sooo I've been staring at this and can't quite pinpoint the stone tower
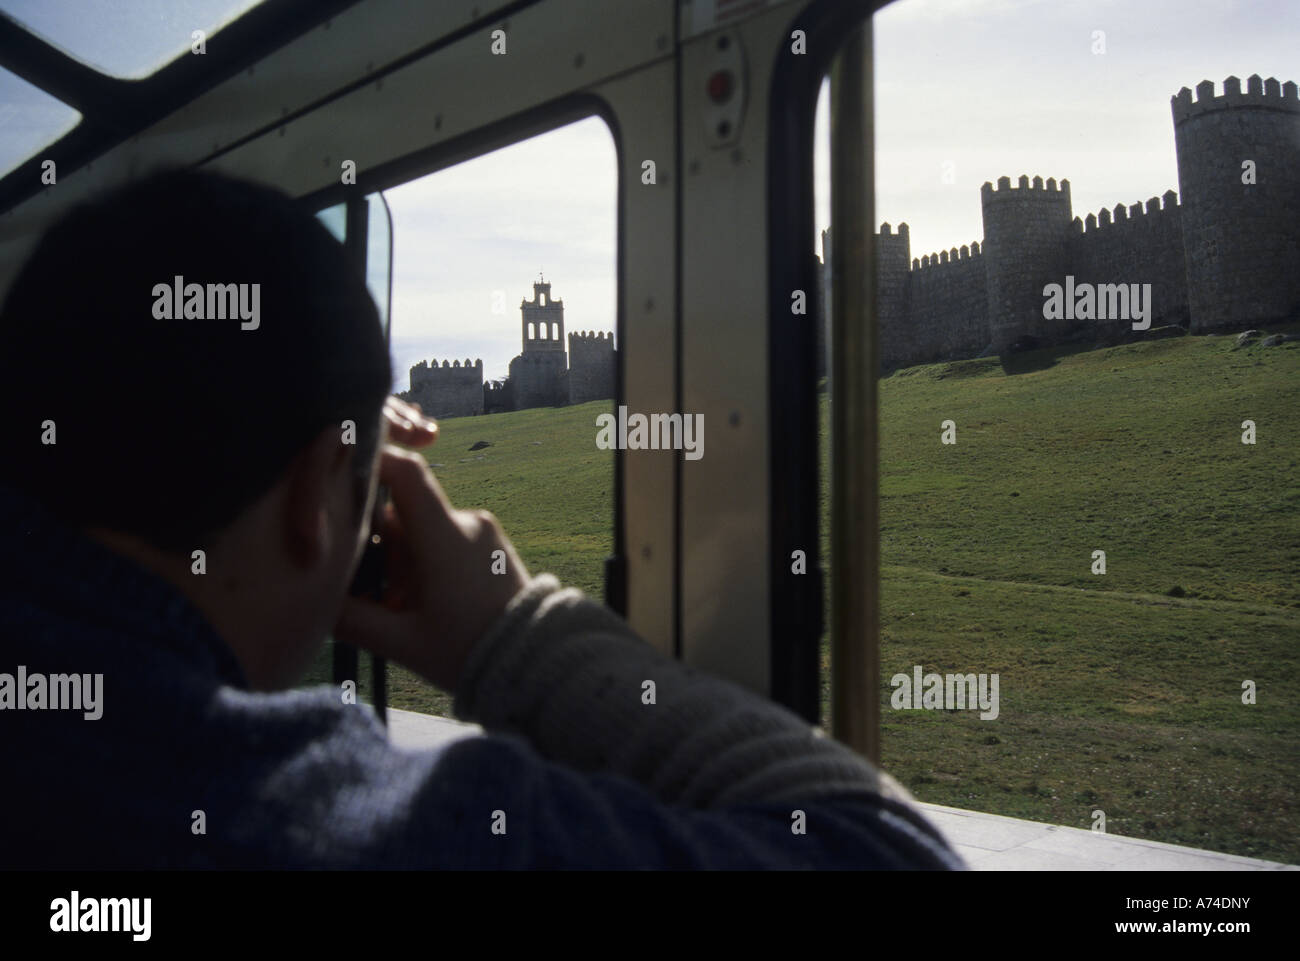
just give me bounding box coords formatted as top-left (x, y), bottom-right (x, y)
top-left (981, 174), bottom-right (1073, 350)
top-left (521, 278), bottom-right (565, 353)
top-left (567, 330), bottom-right (616, 403)
top-left (1172, 75), bottom-right (1300, 332)
top-left (875, 222), bottom-right (911, 370)
top-left (509, 278), bottom-right (568, 408)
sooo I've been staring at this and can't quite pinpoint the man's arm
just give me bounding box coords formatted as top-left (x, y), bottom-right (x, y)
top-left (336, 447), bottom-right (962, 868)
top-left (458, 574), bottom-right (917, 810)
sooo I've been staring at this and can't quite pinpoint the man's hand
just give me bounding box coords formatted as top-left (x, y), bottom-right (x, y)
top-left (334, 447), bottom-right (530, 694)
top-left (384, 396), bottom-right (439, 448)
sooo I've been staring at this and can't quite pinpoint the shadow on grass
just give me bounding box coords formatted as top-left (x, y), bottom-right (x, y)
top-left (998, 334), bottom-right (1141, 375)
top-left (999, 348), bottom-right (1059, 375)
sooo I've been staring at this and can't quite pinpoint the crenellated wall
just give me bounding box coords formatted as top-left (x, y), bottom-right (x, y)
top-left (483, 378), bottom-right (513, 413)
top-left (400, 357), bottom-right (484, 418)
top-left (402, 279), bottom-right (614, 417)
top-left (816, 74), bottom-right (1299, 371)
top-left (908, 242), bottom-right (989, 364)
top-left (1067, 190), bottom-right (1188, 334)
top-left (417, 75), bottom-right (1296, 399)
top-left (568, 330), bottom-right (617, 404)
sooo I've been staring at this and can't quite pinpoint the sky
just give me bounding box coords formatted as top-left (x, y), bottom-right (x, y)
top-left (4, 0), bottom-right (1292, 386)
top-left (380, 0), bottom-right (1297, 388)
top-left (384, 119), bottom-right (618, 387)
top-left (0, 0), bottom-right (261, 78)
top-left (866, 0), bottom-right (1298, 262)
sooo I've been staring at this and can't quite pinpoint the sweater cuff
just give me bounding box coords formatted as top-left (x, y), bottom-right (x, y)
top-left (452, 573), bottom-right (564, 722)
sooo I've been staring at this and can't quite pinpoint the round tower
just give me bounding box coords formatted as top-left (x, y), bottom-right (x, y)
top-left (1173, 75), bottom-right (1300, 332)
top-left (980, 174), bottom-right (1074, 350)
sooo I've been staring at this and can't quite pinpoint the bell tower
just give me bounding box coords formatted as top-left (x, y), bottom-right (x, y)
top-left (521, 276), bottom-right (565, 353)
top-left (510, 275), bottom-right (570, 409)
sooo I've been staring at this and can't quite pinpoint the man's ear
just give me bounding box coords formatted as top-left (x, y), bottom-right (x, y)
top-left (282, 425), bottom-right (354, 567)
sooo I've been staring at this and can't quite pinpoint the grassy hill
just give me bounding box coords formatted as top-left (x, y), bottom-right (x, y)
top-left (305, 326), bottom-right (1299, 863)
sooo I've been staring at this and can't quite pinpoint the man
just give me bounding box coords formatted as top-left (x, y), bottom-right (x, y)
top-left (0, 170), bottom-right (962, 869)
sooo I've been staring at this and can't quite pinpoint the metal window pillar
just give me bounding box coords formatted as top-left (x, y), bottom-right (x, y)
top-left (333, 193), bottom-right (388, 727)
top-left (828, 19), bottom-right (879, 764)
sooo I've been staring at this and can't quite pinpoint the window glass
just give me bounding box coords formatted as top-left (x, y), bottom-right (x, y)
top-left (314, 202), bottom-right (345, 244)
top-left (0, 0), bottom-right (265, 79)
top-left (0, 67), bottom-right (80, 179)
top-left (362, 116), bottom-right (617, 718)
top-left (302, 193), bottom-right (392, 710)
top-left (815, 0), bottom-right (1298, 863)
top-left (366, 195), bottom-right (392, 332)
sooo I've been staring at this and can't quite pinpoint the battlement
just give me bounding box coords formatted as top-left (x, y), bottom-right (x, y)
top-left (409, 357), bottom-right (483, 388)
top-left (1072, 190), bottom-right (1180, 233)
top-left (980, 174), bottom-right (1071, 203)
top-left (911, 241), bottom-right (982, 272)
top-left (1172, 75), bottom-right (1300, 125)
top-left (568, 330), bottom-right (615, 346)
top-left (862, 71), bottom-right (1296, 362)
top-left (412, 357), bottom-right (483, 371)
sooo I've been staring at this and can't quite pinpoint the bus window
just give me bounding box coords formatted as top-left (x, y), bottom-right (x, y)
top-left (302, 193), bottom-right (394, 712)
top-left (814, 0), bottom-right (1298, 865)
top-left (370, 116), bottom-right (617, 719)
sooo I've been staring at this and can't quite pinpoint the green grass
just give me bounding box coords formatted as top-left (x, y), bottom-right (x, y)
top-left (304, 326), bottom-right (1300, 863)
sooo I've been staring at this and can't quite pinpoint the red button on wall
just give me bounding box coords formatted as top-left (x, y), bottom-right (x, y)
top-left (708, 70), bottom-right (734, 103)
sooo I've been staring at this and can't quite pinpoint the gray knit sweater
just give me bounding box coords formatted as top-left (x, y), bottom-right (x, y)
top-left (0, 483), bottom-right (963, 869)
